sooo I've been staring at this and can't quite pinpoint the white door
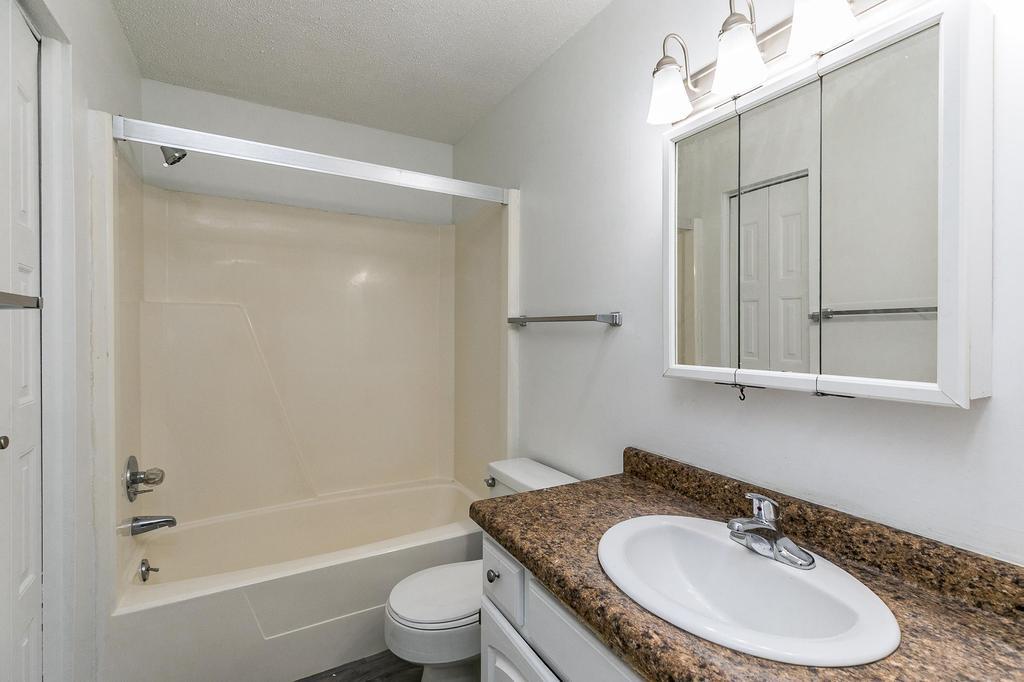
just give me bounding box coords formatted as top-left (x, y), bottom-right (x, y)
top-left (0, 2), bottom-right (43, 679)
top-left (733, 178), bottom-right (812, 374)
top-left (737, 190), bottom-right (770, 370)
top-left (768, 178), bottom-right (811, 373)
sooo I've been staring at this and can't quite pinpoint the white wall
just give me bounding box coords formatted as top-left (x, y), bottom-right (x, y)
top-left (139, 80), bottom-right (454, 224)
top-left (455, 0), bottom-right (1024, 565)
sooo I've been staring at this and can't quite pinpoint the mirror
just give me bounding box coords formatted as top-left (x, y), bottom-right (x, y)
top-left (674, 117), bottom-right (738, 369)
top-left (671, 24), bottom-right (941, 385)
top-left (738, 82), bottom-right (820, 374)
top-left (820, 26), bottom-right (939, 383)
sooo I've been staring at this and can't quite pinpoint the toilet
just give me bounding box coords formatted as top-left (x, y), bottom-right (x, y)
top-left (384, 458), bottom-right (578, 681)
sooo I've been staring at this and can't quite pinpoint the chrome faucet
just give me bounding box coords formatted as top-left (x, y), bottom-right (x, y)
top-left (727, 493), bottom-right (815, 570)
top-left (129, 515), bottom-right (177, 536)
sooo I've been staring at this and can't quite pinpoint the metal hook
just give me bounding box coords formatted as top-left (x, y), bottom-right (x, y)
top-left (714, 382), bottom-right (763, 400)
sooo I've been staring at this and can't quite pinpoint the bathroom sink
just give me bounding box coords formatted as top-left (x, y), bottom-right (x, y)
top-left (598, 516), bottom-right (900, 667)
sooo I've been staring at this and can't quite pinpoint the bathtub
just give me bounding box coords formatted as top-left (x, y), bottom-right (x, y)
top-left (103, 480), bottom-right (481, 682)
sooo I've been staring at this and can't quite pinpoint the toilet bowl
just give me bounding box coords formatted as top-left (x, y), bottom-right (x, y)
top-left (385, 560), bottom-right (482, 682)
top-left (384, 458), bottom-right (577, 681)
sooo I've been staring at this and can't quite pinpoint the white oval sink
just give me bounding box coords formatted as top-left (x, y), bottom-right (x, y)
top-left (598, 515), bottom-right (900, 667)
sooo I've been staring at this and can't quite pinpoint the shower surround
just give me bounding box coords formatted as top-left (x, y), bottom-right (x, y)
top-left (100, 130), bottom-right (510, 680)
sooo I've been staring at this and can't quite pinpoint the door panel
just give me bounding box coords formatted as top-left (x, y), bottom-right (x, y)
top-left (1, 2), bottom-right (42, 679)
top-left (737, 190), bottom-right (769, 369)
top-left (769, 178), bottom-right (810, 373)
top-left (481, 598), bottom-right (557, 682)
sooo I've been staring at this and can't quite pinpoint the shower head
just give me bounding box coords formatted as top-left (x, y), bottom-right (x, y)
top-left (160, 146), bottom-right (187, 167)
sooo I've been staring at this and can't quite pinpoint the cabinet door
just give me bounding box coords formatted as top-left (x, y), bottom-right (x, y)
top-left (482, 597), bottom-right (558, 682)
top-left (523, 578), bottom-right (641, 681)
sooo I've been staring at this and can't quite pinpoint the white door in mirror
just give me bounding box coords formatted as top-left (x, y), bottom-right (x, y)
top-left (598, 516), bottom-right (900, 667)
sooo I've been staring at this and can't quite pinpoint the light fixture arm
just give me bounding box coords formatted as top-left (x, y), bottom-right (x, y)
top-left (659, 33), bottom-right (696, 91)
top-left (725, 0), bottom-right (758, 37)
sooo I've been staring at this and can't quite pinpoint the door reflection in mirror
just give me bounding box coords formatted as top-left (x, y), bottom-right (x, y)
top-left (737, 81), bottom-right (820, 375)
top-left (730, 175), bottom-right (811, 372)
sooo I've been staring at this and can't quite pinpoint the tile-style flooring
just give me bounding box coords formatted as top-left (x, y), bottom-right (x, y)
top-left (296, 650), bottom-right (422, 682)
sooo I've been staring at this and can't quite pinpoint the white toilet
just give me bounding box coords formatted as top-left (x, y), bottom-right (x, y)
top-left (385, 458), bottom-right (578, 681)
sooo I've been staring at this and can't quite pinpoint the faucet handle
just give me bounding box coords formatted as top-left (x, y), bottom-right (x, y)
top-left (138, 467), bottom-right (165, 486)
top-left (745, 492), bottom-right (778, 526)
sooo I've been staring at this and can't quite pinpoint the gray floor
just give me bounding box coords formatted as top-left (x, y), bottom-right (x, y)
top-left (296, 650), bottom-right (422, 682)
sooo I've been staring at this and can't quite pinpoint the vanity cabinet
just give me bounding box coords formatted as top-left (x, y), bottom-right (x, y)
top-left (481, 535), bottom-right (642, 682)
top-left (481, 599), bottom-right (558, 682)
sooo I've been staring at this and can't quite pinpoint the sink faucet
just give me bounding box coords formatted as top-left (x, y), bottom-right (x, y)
top-left (129, 515), bottom-right (177, 536)
top-left (727, 493), bottom-right (815, 570)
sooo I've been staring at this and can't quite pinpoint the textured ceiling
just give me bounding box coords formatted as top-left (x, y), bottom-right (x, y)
top-left (111, 0), bottom-right (615, 144)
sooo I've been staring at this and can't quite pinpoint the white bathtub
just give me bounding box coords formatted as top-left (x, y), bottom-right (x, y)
top-left (102, 480), bottom-right (481, 682)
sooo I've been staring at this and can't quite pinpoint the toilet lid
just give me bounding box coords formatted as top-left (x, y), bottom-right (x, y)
top-left (387, 560), bottom-right (482, 628)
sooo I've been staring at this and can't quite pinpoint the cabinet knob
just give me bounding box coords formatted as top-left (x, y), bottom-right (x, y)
top-left (486, 568), bottom-right (501, 583)
top-left (0, 435), bottom-right (8, 450)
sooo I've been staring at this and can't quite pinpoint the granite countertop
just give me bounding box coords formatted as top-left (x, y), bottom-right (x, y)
top-left (469, 448), bottom-right (1024, 681)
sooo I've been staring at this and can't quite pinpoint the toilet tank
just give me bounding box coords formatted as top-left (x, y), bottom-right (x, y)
top-left (486, 458), bottom-right (578, 498)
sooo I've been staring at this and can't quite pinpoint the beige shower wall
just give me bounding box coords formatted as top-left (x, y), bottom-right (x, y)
top-left (453, 205), bottom-right (508, 497)
top-left (139, 187), bottom-right (455, 524)
top-left (114, 146), bottom-right (144, 577)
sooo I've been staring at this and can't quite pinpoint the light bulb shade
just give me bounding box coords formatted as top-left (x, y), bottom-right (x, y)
top-left (788, 0), bottom-right (857, 58)
top-left (711, 22), bottom-right (767, 97)
top-left (647, 64), bottom-right (693, 125)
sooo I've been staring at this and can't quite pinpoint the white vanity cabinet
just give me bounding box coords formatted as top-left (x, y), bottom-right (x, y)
top-left (481, 536), bottom-right (643, 682)
top-left (481, 599), bottom-right (559, 682)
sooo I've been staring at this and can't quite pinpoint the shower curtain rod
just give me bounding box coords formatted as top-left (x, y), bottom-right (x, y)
top-left (111, 115), bottom-right (510, 205)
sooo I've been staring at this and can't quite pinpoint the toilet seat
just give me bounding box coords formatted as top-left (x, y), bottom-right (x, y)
top-left (386, 559), bottom-right (482, 630)
top-left (386, 603), bottom-right (479, 631)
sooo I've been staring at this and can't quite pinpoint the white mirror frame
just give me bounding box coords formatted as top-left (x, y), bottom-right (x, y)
top-left (662, 0), bottom-right (992, 408)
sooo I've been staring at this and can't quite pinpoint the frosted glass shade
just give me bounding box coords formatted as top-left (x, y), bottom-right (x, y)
top-left (647, 65), bottom-right (693, 125)
top-left (788, 0), bottom-right (858, 58)
top-left (712, 23), bottom-right (767, 97)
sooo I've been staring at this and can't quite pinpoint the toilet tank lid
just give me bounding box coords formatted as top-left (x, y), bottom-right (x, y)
top-left (487, 458), bottom-right (578, 492)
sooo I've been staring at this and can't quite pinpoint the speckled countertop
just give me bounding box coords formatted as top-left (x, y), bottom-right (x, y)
top-left (469, 448), bottom-right (1024, 681)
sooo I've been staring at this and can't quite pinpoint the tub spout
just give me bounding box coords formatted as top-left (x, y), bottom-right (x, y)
top-left (130, 515), bottom-right (177, 536)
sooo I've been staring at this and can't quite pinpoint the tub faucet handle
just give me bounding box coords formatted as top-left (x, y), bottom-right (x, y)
top-left (125, 456), bottom-right (166, 502)
top-left (130, 465), bottom-right (165, 486)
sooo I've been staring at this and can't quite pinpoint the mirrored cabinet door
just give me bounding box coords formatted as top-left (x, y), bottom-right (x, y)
top-left (665, 2), bottom-right (991, 406)
top-left (674, 117), bottom-right (739, 369)
top-left (737, 82), bottom-right (821, 376)
top-left (820, 26), bottom-right (940, 383)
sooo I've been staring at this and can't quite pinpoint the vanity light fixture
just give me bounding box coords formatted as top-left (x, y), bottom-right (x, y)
top-left (647, 33), bottom-right (696, 125)
top-left (711, 0), bottom-right (767, 98)
top-left (787, 0), bottom-right (858, 58)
